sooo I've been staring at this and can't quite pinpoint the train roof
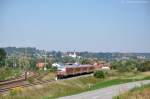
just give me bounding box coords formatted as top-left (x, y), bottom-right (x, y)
top-left (64, 64), bottom-right (93, 68)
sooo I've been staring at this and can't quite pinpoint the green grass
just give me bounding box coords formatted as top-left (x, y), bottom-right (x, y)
top-left (90, 71), bottom-right (150, 90)
top-left (91, 79), bottom-right (131, 90)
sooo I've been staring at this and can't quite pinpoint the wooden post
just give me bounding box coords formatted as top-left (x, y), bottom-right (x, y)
top-left (25, 71), bottom-right (27, 80)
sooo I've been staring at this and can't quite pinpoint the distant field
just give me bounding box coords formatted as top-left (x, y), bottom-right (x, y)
top-left (0, 71), bottom-right (150, 99)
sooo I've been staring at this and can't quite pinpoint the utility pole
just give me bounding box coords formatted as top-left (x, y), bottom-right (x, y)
top-left (44, 50), bottom-right (47, 70)
top-left (24, 48), bottom-right (28, 80)
top-left (12, 54), bottom-right (15, 68)
top-left (5, 54), bottom-right (7, 68)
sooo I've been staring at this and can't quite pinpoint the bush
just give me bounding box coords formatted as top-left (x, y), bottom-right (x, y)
top-left (10, 87), bottom-right (23, 96)
top-left (50, 66), bottom-right (57, 72)
top-left (111, 60), bottom-right (138, 72)
top-left (94, 70), bottom-right (107, 79)
top-left (0, 67), bottom-right (12, 80)
top-left (27, 77), bottom-right (34, 83)
top-left (137, 61), bottom-right (150, 72)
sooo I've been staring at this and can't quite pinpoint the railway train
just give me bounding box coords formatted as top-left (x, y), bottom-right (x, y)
top-left (56, 64), bottom-right (103, 79)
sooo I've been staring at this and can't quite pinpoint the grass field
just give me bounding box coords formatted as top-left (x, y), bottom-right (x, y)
top-left (114, 83), bottom-right (150, 99)
top-left (0, 71), bottom-right (150, 99)
top-left (0, 68), bottom-right (22, 81)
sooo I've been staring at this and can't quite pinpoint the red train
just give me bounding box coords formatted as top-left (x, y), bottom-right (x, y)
top-left (56, 64), bottom-right (99, 79)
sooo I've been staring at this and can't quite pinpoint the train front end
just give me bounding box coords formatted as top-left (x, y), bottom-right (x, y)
top-left (56, 67), bottom-right (67, 80)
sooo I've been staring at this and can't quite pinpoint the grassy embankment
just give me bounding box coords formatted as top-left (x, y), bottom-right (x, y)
top-left (0, 71), bottom-right (150, 99)
top-left (0, 68), bottom-right (22, 81)
top-left (113, 83), bottom-right (150, 99)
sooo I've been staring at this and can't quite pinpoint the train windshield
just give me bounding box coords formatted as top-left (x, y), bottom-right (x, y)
top-left (57, 66), bottom-right (66, 71)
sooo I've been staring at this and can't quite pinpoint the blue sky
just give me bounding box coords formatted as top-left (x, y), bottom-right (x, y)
top-left (0, 0), bottom-right (150, 52)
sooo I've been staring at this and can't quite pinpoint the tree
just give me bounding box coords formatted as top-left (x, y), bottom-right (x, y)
top-left (80, 58), bottom-right (92, 64)
top-left (111, 60), bottom-right (138, 72)
top-left (24, 56), bottom-right (30, 80)
top-left (18, 55), bottom-right (30, 80)
top-left (137, 61), bottom-right (150, 72)
top-left (0, 48), bottom-right (6, 67)
top-left (94, 70), bottom-right (106, 79)
top-left (29, 58), bottom-right (36, 70)
top-left (62, 56), bottom-right (76, 63)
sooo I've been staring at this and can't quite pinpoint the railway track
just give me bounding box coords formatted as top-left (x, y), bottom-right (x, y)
top-left (0, 76), bottom-right (23, 82)
top-left (0, 79), bottom-right (55, 93)
top-left (0, 78), bottom-right (25, 86)
top-left (0, 73), bottom-right (92, 94)
top-left (0, 71), bottom-right (54, 94)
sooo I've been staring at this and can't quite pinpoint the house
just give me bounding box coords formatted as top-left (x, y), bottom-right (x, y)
top-left (36, 62), bottom-right (47, 70)
top-left (69, 52), bottom-right (77, 58)
top-left (52, 63), bottom-right (62, 67)
top-left (94, 61), bottom-right (110, 70)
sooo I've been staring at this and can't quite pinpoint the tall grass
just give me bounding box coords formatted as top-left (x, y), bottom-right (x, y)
top-left (0, 76), bottom-right (101, 99)
top-left (114, 84), bottom-right (150, 99)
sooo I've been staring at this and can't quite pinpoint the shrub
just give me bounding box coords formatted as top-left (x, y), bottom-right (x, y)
top-left (137, 61), bottom-right (150, 72)
top-left (93, 70), bottom-right (107, 79)
top-left (27, 77), bottom-right (35, 83)
top-left (111, 60), bottom-right (138, 72)
top-left (10, 87), bottom-right (23, 96)
top-left (50, 66), bottom-right (57, 72)
top-left (0, 67), bottom-right (13, 80)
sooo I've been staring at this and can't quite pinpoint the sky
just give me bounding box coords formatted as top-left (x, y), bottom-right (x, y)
top-left (0, 0), bottom-right (150, 52)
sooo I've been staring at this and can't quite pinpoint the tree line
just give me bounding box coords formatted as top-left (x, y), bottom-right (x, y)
top-left (111, 59), bottom-right (150, 72)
